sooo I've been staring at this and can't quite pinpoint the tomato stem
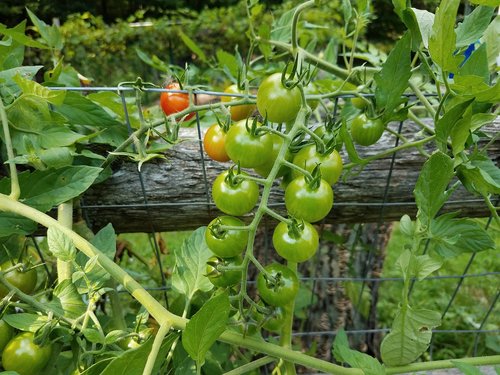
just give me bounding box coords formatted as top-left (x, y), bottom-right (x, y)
top-left (0, 98), bottom-right (20, 200)
top-left (56, 201), bottom-right (73, 284)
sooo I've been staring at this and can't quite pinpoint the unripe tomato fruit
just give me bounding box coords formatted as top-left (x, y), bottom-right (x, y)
top-left (206, 255), bottom-right (242, 288)
top-left (257, 263), bottom-right (299, 307)
top-left (285, 176), bottom-right (334, 223)
top-left (272, 221), bottom-right (319, 263)
top-left (2, 332), bottom-right (53, 375)
top-left (221, 84), bottom-right (256, 121)
top-left (292, 145), bottom-right (343, 186)
top-left (212, 170), bottom-right (259, 216)
top-left (160, 82), bottom-right (194, 120)
top-left (0, 261), bottom-right (37, 298)
top-left (203, 124), bottom-right (230, 162)
top-left (0, 319), bottom-right (14, 353)
top-left (350, 113), bottom-right (385, 146)
top-left (205, 216), bottom-right (248, 258)
top-left (257, 73), bottom-right (301, 123)
top-left (225, 120), bottom-right (273, 168)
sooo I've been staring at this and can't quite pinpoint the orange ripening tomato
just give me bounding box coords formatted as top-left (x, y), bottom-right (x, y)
top-left (160, 82), bottom-right (195, 120)
top-left (221, 84), bottom-right (255, 121)
top-left (204, 124), bottom-right (230, 162)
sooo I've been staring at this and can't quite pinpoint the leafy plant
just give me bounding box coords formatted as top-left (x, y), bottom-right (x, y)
top-left (0, 0), bottom-right (498, 374)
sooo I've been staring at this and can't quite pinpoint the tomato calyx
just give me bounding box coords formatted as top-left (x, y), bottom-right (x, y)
top-left (224, 165), bottom-right (245, 188)
top-left (208, 217), bottom-right (229, 240)
top-left (285, 217), bottom-right (307, 240)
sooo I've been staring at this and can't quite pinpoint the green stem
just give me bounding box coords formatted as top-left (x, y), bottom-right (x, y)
top-left (386, 355), bottom-right (500, 374)
top-left (57, 201), bottom-right (73, 283)
top-left (0, 272), bottom-right (79, 328)
top-left (0, 98), bottom-right (20, 200)
top-left (108, 283), bottom-right (127, 330)
top-left (0, 194), bottom-right (185, 329)
top-left (280, 262), bottom-right (298, 375)
top-left (290, 1), bottom-right (315, 50)
top-left (142, 322), bottom-right (172, 375)
top-left (408, 81), bottom-right (436, 118)
top-left (483, 194), bottom-right (500, 227)
top-left (223, 356), bottom-right (276, 375)
top-left (344, 135), bottom-right (436, 170)
top-left (407, 111), bottom-right (436, 136)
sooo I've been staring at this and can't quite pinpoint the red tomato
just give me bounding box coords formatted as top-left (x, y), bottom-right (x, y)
top-left (160, 82), bottom-right (194, 120)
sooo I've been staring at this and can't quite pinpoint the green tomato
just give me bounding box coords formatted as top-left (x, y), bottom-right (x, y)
top-left (0, 319), bottom-right (14, 353)
top-left (292, 145), bottom-right (343, 185)
top-left (2, 332), bottom-right (52, 375)
top-left (0, 261), bottom-right (38, 299)
top-left (206, 255), bottom-right (242, 288)
top-left (212, 170), bottom-right (259, 216)
top-left (205, 216), bottom-right (248, 258)
top-left (350, 113), bottom-right (385, 146)
top-left (272, 221), bottom-right (319, 263)
top-left (253, 132), bottom-right (290, 178)
top-left (284, 176), bottom-right (334, 223)
top-left (257, 263), bottom-right (299, 307)
top-left (253, 305), bottom-right (286, 333)
top-left (257, 73), bottom-right (302, 123)
top-left (225, 120), bottom-right (273, 168)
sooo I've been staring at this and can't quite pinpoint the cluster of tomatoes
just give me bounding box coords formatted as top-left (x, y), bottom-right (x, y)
top-left (159, 73), bottom-right (385, 324)
top-left (160, 74), bottom-right (346, 317)
top-left (0, 262), bottom-right (53, 375)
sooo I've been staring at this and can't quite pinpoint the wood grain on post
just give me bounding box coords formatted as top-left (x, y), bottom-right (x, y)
top-left (82, 119), bottom-right (499, 233)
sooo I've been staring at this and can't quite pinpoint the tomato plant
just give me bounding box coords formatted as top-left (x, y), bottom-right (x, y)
top-left (203, 123), bottom-right (230, 162)
top-left (205, 216), bottom-right (248, 258)
top-left (284, 175), bottom-right (334, 223)
top-left (0, 320), bottom-right (14, 353)
top-left (272, 220), bottom-right (319, 263)
top-left (221, 84), bottom-right (255, 121)
top-left (257, 263), bottom-right (299, 307)
top-left (225, 119), bottom-right (273, 168)
top-left (292, 144), bottom-right (343, 185)
top-left (2, 332), bottom-right (52, 375)
top-left (0, 261), bottom-right (37, 298)
top-left (206, 255), bottom-right (242, 288)
top-left (160, 82), bottom-right (194, 120)
top-left (350, 113), bottom-right (385, 146)
top-left (212, 169), bottom-right (259, 216)
top-left (256, 73), bottom-right (302, 124)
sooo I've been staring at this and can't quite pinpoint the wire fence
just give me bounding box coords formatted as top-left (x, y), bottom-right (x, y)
top-left (62, 85), bottom-right (499, 368)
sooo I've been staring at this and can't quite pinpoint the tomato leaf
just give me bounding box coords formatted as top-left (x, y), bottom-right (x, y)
top-left (216, 49), bottom-right (240, 81)
top-left (26, 8), bottom-right (63, 50)
top-left (483, 17), bottom-right (500, 70)
top-left (333, 329), bottom-right (385, 375)
top-left (458, 43), bottom-right (489, 83)
top-left (381, 305), bottom-right (441, 366)
top-left (413, 152), bottom-right (454, 228)
top-left (374, 32), bottom-right (412, 114)
top-left (172, 227), bottom-right (213, 300)
top-left (50, 279), bottom-right (86, 319)
top-left (0, 66), bottom-right (43, 102)
top-left (5, 166), bottom-right (102, 212)
top-left (0, 23), bottom-right (49, 50)
top-left (178, 29), bottom-right (208, 64)
top-left (428, 0), bottom-right (462, 72)
top-left (12, 74), bottom-right (66, 105)
top-left (100, 334), bottom-right (178, 375)
top-left (429, 213), bottom-right (495, 258)
top-left (47, 226), bottom-right (76, 262)
top-left (182, 291), bottom-right (230, 369)
top-left (271, 8), bottom-right (294, 43)
top-left (435, 98), bottom-right (474, 151)
top-left (0, 212), bottom-right (37, 237)
top-left (455, 6), bottom-right (495, 48)
top-left (457, 154), bottom-right (500, 196)
top-left (403, 8), bottom-right (435, 49)
top-left (468, 0), bottom-right (500, 7)
top-left (396, 250), bottom-right (442, 281)
top-left (91, 224), bottom-right (117, 260)
top-left (55, 91), bottom-right (122, 128)
top-left (3, 313), bottom-right (48, 332)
